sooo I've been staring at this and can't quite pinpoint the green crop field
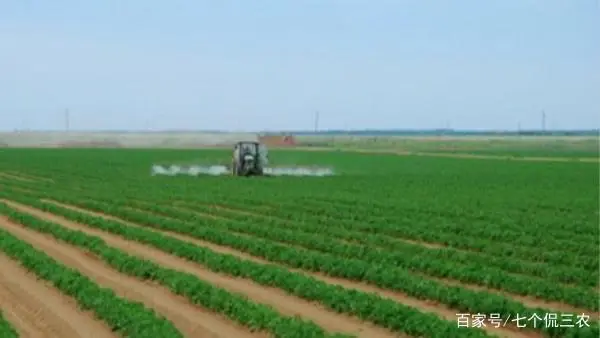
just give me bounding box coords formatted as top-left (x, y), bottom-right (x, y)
top-left (0, 148), bottom-right (598, 338)
top-left (296, 135), bottom-right (600, 160)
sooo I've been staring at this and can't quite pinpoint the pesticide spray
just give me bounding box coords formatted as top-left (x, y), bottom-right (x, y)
top-left (150, 164), bottom-right (334, 177)
top-left (151, 141), bottom-right (335, 177)
top-left (151, 164), bottom-right (229, 176)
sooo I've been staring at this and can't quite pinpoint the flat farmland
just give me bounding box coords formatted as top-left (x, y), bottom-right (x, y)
top-left (0, 148), bottom-right (598, 338)
top-left (296, 135), bottom-right (600, 161)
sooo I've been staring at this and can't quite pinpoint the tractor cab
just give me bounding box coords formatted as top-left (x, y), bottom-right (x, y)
top-left (238, 141), bottom-right (258, 155)
top-left (232, 141), bottom-right (268, 176)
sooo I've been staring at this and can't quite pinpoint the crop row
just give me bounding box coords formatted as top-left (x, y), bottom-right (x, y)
top-left (3, 194), bottom-right (493, 338)
top-left (8, 176), bottom-right (590, 273)
top-left (2, 168), bottom-right (589, 250)
top-left (0, 200), bottom-right (349, 338)
top-left (294, 194), bottom-right (593, 241)
top-left (121, 198), bottom-right (598, 308)
top-left (0, 311), bottom-right (18, 338)
top-left (155, 190), bottom-right (597, 271)
top-left (1, 152), bottom-right (595, 251)
top-left (301, 198), bottom-right (592, 251)
top-left (196, 198), bottom-right (594, 279)
top-left (33, 193), bottom-right (599, 337)
top-left (2, 173), bottom-right (596, 336)
top-left (2, 180), bottom-right (597, 287)
top-left (172, 199), bottom-right (596, 288)
top-left (0, 202), bottom-right (185, 338)
top-left (215, 194), bottom-right (597, 263)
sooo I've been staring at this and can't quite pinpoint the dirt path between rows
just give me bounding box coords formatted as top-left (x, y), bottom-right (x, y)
top-left (7, 172), bottom-right (55, 183)
top-left (0, 171), bottom-right (54, 183)
top-left (0, 240), bottom-right (116, 338)
top-left (45, 199), bottom-right (540, 338)
top-left (0, 214), bottom-right (262, 338)
top-left (0, 172), bottom-right (34, 183)
top-left (9, 200), bottom-right (399, 338)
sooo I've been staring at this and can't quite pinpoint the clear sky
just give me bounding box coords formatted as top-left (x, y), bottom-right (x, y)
top-left (1, 0), bottom-right (598, 131)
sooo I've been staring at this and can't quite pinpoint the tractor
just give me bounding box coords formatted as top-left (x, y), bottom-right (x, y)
top-left (151, 140), bottom-right (334, 177)
top-left (231, 141), bottom-right (268, 176)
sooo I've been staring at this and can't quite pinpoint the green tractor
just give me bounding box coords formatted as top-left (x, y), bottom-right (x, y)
top-left (231, 141), bottom-right (268, 176)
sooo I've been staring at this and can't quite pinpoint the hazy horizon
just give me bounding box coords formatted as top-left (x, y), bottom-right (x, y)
top-left (1, 1), bottom-right (599, 131)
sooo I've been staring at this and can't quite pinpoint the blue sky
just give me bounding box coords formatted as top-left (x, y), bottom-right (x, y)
top-left (1, 0), bottom-right (598, 131)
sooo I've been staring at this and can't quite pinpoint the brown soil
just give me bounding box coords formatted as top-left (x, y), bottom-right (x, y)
top-left (0, 214), bottom-right (264, 338)
top-left (0, 250), bottom-right (116, 338)
top-left (10, 200), bottom-right (399, 338)
top-left (386, 236), bottom-right (448, 249)
top-left (45, 199), bottom-right (542, 338)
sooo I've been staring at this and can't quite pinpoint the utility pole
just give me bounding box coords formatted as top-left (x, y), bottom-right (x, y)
top-left (314, 111), bottom-right (320, 132)
top-left (541, 110), bottom-right (546, 132)
top-left (65, 108), bottom-right (70, 132)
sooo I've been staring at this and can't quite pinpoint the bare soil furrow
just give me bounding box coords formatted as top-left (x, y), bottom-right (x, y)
top-left (6, 172), bottom-right (54, 183)
top-left (0, 213), bottom-right (262, 338)
top-left (0, 172), bottom-right (35, 182)
top-left (12, 200), bottom-right (398, 338)
top-left (47, 199), bottom-right (540, 338)
top-left (0, 244), bottom-right (116, 338)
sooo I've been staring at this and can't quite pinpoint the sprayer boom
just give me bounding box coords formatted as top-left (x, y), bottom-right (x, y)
top-left (150, 141), bottom-right (335, 177)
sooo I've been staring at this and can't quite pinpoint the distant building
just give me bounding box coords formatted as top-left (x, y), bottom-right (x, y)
top-left (258, 133), bottom-right (297, 147)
